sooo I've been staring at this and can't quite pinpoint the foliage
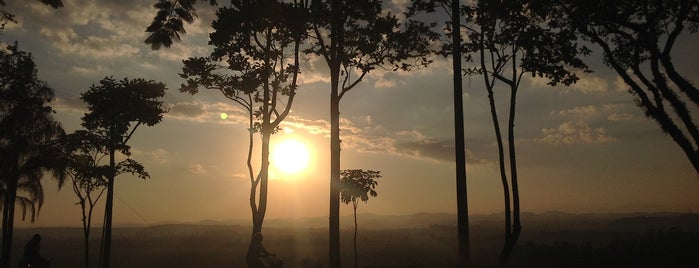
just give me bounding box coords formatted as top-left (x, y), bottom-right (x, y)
top-left (307, 0), bottom-right (439, 97)
top-left (80, 76), bottom-right (166, 268)
top-left (543, 0), bottom-right (699, 173)
top-left (61, 127), bottom-right (149, 268)
top-left (81, 77), bottom-right (167, 141)
top-left (340, 169), bottom-right (380, 268)
top-left (339, 169), bottom-right (379, 207)
top-left (145, 0), bottom-right (218, 50)
top-left (307, 2), bottom-right (438, 266)
top-left (177, 1), bottom-right (306, 239)
top-left (0, 42), bottom-right (65, 267)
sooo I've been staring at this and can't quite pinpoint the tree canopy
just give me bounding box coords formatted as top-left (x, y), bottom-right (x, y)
top-left (543, 0), bottom-right (699, 173)
top-left (0, 42), bottom-right (65, 268)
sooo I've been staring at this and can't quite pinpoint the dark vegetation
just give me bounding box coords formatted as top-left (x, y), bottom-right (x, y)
top-left (11, 213), bottom-right (699, 268)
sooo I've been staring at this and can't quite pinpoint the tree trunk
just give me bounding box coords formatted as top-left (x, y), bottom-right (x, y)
top-left (452, 0), bottom-right (471, 267)
top-left (329, 77), bottom-right (342, 268)
top-left (353, 202), bottom-right (358, 268)
top-left (80, 199), bottom-right (89, 268)
top-left (328, 1), bottom-right (342, 267)
top-left (83, 197), bottom-right (96, 268)
top-left (1, 174), bottom-right (18, 268)
top-left (83, 226), bottom-right (90, 268)
top-left (500, 77), bottom-right (521, 267)
top-left (253, 131), bottom-right (272, 234)
top-left (100, 146), bottom-right (115, 268)
top-left (485, 71), bottom-right (513, 267)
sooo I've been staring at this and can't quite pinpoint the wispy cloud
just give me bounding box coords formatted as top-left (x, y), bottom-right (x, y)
top-left (530, 72), bottom-right (611, 95)
top-left (131, 148), bottom-right (170, 164)
top-left (187, 163), bottom-right (207, 175)
top-left (537, 121), bottom-right (616, 145)
top-left (167, 101), bottom-right (250, 125)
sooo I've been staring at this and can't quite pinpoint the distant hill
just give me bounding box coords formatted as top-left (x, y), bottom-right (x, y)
top-left (127, 211), bottom-right (699, 231)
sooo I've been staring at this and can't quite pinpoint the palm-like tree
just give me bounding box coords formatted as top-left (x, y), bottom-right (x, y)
top-left (0, 43), bottom-right (66, 268)
top-left (0, 180), bottom-right (42, 223)
top-left (340, 169), bottom-right (380, 268)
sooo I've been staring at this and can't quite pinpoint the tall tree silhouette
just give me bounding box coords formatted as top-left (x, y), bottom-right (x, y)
top-left (545, 0), bottom-right (699, 173)
top-left (408, 0), bottom-right (473, 264)
top-left (450, 0), bottom-right (470, 265)
top-left (145, 2), bottom-right (436, 267)
top-left (460, 1), bottom-right (588, 265)
top-left (412, 0), bottom-right (589, 265)
top-left (80, 77), bottom-right (167, 268)
top-left (177, 1), bottom-right (306, 239)
top-left (0, 43), bottom-right (66, 268)
top-left (61, 130), bottom-right (149, 268)
top-left (339, 169), bottom-right (379, 268)
top-left (306, 2), bottom-right (436, 266)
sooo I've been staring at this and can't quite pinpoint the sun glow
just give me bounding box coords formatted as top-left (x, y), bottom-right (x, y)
top-left (272, 139), bottom-right (311, 175)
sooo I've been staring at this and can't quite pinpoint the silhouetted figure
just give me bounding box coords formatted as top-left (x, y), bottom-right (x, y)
top-left (246, 232), bottom-right (282, 268)
top-left (20, 234), bottom-right (49, 268)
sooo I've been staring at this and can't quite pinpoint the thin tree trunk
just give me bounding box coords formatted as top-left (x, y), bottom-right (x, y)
top-left (500, 81), bottom-right (521, 266)
top-left (452, 0), bottom-right (470, 266)
top-left (247, 102), bottom-right (258, 236)
top-left (253, 131), bottom-right (271, 234)
top-left (100, 146), bottom-right (115, 268)
top-left (1, 175), bottom-right (17, 268)
top-left (329, 78), bottom-right (341, 268)
top-left (328, 0), bottom-right (342, 266)
top-left (81, 199), bottom-right (89, 268)
top-left (353, 202), bottom-right (358, 268)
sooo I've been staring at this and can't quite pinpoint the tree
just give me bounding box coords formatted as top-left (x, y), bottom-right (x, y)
top-left (80, 77), bottom-right (167, 268)
top-left (450, 0), bottom-right (470, 265)
top-left (408, 1), bottom-right (472, 265)
top-left (0, 43), bottom-right (66, 268)
top-left (145, 2), bottom-right (437, 266)
top-left (545, 0), bottom-right (699, 173)
top-left (61, 130), bottom-right (149, 268)
top-left (305, 2), bottom-right (437, 266)
top-left (460, 1), bottom-right (588, 265)
top-left (179, 0), bottom-right (306, 239)
top-left (339, 169), bottom-right (379, 268)
top-left (412, 0), bottom-right (589, 265)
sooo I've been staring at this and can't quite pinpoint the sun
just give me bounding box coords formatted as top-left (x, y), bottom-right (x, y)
top-left (272, 139), bottom-right (311, 175)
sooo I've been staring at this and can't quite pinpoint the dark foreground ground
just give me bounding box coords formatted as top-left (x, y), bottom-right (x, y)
top-left (12, 212), bottom-right (699, 268)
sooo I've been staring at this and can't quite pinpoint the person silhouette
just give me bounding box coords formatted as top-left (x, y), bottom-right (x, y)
top-left (245, 232), bottom-right (282, 268)
top-left (20, 234), bottom-right (49, 268)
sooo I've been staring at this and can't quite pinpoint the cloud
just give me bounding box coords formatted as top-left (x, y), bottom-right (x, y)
top-left (281, 116), bottom-right (331, 135)
top-left (394, 139), bottom-right (454, 162)
top-left (188, 163), bottom-right (207, 175)
top-left (530, 72), bottom-right (611, 95)
top-left (553, 105), bottom-right (599, 118)
top-left (166, 101), bottom-right (249, 124)
top-left (608, 113), bottom-right (634, 122)
top-left (570, 73), bottom-right (610, 94)
top-left (537, 121), bottom-right (616, 145)
top-left (131, 148), bottom-right (170, 164)
top-left (375, 77), bottom-right (398, 88)
top-left (52, 97), bottom-right (86, 113)
top-left (169, 101), bottom-right (206, 118)
top-left (552, 104), bottom-right (636, 122)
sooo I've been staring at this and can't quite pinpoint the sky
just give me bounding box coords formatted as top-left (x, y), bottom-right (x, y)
top-left (2, 0), bottom-right (698, 228)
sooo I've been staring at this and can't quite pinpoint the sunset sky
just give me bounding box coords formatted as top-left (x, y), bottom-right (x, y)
top-left (3, 0), bottom-right (698, 228)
